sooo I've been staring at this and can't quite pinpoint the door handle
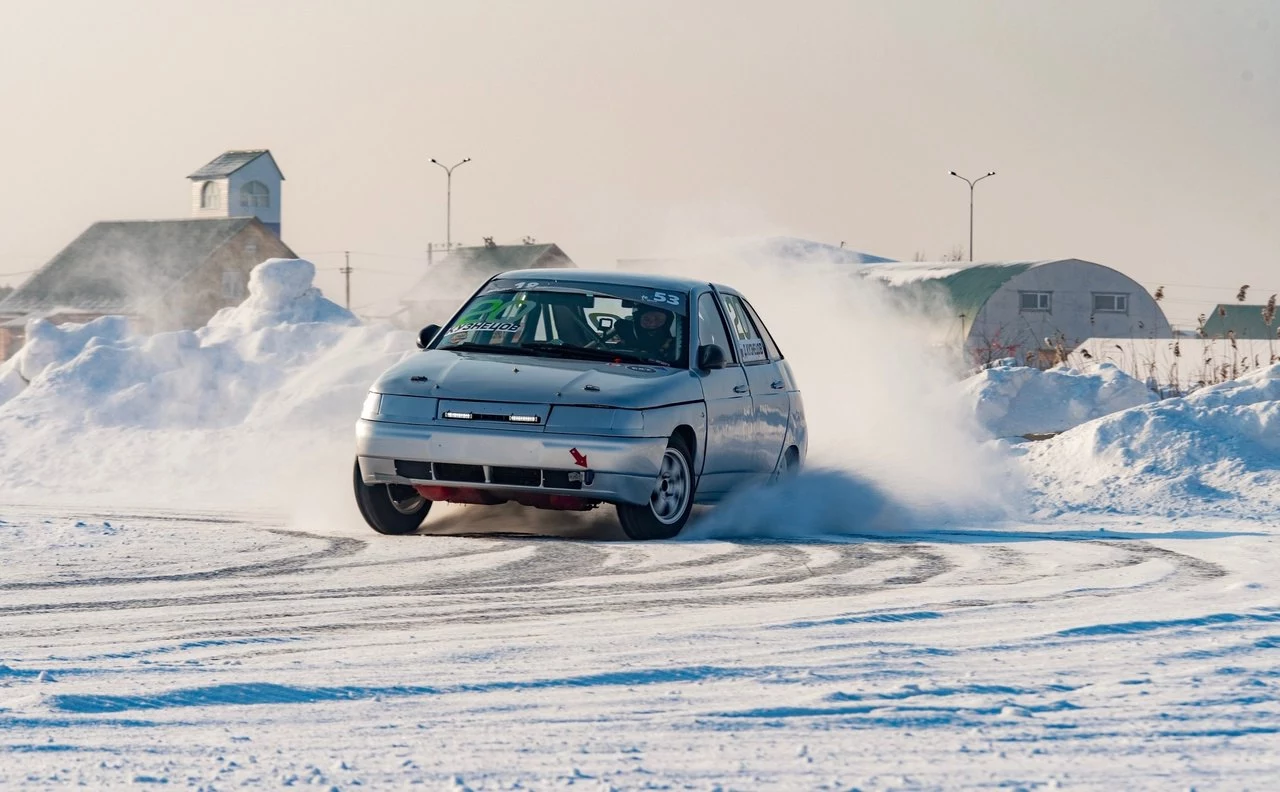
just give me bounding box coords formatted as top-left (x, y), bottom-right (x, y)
top-left (771, 380), bottom-right (786, 389)
top-left (733, 384), bottom-right (749, 394)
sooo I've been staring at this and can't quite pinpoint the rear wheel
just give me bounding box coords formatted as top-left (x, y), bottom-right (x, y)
top-left (353, 459), bottom-right (432, 535)
top-left (782, 445), bottom-right (801, 476)
top-left (616, 435), bottom-right (695, 540)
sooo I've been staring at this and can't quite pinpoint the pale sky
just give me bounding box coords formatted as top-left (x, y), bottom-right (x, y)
top-left (0, 0), bottom-right (1275, 328)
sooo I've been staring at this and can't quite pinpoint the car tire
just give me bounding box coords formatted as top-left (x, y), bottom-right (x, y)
top-left (782, 445), bottom-right (801, 476)
top-left (352, 459), bottom-right (432, 535)
top-left (616, 434), bottom-right (695, 540)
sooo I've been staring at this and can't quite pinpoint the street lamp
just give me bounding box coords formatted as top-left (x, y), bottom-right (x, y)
top-left (949, 170), bottom-right (996, 261)
top-left (430, 157), bottom-right (471, 249)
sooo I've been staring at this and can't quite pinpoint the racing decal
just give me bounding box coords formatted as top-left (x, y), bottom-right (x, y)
top-left (569, 448), bottom-right (589, 468)
top-left (448, 321), bottom-right (521, 333)
top-left (455, 297), bottom-right (535, 326)
top-left (642, 291), bottom-right (682, 307)
top-left (627, 365), bottom-right (657, 373)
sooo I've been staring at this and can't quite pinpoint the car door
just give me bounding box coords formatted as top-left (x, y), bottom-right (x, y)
top-left (718, 292), bottom-right (789, 474)
top-left (693, 291), bottom-right (756, 499)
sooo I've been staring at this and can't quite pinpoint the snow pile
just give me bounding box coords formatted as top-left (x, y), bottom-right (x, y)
top-left (0, 316), bottom-right (133, 407)
top-left (205, 258), bottom-right (357, 335)
top-left (0, 258), bottom-right (414, 507)
top-left (1024, 363), bottom-right (1280, 515)
top-left (962, 362), bottom-right (1157, 438)
top-left (0, 259), bottom-right (365, 429)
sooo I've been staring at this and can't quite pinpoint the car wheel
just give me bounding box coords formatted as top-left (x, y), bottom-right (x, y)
top-left (616, 435), bottom-right (695, 540)
top-left (352, 459), bottom-right (432, 535)
top-left (782, 445), bottom-right (801, 476)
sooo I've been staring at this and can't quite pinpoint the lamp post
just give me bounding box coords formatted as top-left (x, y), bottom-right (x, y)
top-left (430, 157), bottom-right (471, 249)
top-left (949, 170), bottom-right (996, 261)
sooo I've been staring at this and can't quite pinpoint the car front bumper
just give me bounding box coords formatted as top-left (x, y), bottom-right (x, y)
top-left (355, 418), bottom-right (667, 506)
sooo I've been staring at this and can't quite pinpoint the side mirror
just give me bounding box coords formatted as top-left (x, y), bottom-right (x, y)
top-left (417, 324), bottom-right (441, 350)
top-left (697, 344), bottom-right (727, 371)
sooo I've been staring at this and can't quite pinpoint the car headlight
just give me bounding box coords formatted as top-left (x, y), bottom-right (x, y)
top-left (361, 391), bottom-right (382, 420)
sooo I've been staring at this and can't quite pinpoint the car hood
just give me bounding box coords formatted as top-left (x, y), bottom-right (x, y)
top-left (371, 350), bottom-right (704, 409)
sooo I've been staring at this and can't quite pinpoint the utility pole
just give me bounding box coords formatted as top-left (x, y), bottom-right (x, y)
top-left (430, 157), bottom-right (471, 249)
top-left (948, 170), bottom-right (997, 261)
top-left (341, 250), bottom-right (353, 309)
top-left (426, 242), bottom-right (450, 269)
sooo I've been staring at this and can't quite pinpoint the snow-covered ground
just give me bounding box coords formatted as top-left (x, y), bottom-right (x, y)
top-left (2, 260), bottom-right (1278, 788)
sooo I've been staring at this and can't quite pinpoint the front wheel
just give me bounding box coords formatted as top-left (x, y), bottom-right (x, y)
top-left (616, 435), bottom-right (695, 540)
top-left (353, 459), bottom-right (432, 535)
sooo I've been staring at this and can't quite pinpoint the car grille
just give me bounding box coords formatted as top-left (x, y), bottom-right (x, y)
top-left (490, 467), bottom-right (543, 487)
top-left (432, 463), bottom-right (486, 483)
top-left (394, 460), bottom-right (433, 480)
top-left (393, 461), bottom-right (584, 490)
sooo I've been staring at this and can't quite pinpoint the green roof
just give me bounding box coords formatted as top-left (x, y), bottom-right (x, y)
top-left (1200, 303), bottom-right (1280, 340)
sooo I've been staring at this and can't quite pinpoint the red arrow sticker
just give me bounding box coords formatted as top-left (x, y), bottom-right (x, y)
top-left (569, 448), bottom-right (588, 468)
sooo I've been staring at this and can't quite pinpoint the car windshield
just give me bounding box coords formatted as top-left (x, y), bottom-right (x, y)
top-left (432, 278), bottom-right (690, 368)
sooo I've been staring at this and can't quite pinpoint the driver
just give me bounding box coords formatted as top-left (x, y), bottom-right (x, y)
top-left (621, 305), bottom-right (676, 360)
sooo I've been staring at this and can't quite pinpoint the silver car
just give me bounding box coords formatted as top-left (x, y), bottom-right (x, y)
top-left (353, 269), bottom-right (806, 539)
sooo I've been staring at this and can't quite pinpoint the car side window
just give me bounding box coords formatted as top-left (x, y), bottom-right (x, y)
top-left (719, 294), bottom-right (768, 364)
top-left (739, 298), bottom-right (783, 361)
top-left (697, 293), bottom-right (737, 363)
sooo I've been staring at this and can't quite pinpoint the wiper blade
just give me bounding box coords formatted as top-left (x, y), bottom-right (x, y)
top-left (439, 342), bottom-right (538, 357)
top-left (520, 342), bottom-right (671, 367)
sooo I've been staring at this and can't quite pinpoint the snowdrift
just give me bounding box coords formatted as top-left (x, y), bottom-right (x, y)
top-left (961, 362), bottom-right (1156, 438)
top-left (1022, 363), bottom-right (1280, 515)
top-left (0, 259), bottom-right (413, 507)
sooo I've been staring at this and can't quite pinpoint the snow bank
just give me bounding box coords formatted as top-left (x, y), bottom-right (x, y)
top-left (1024, 363), bottom-right (1280, 515)
top-left (0, 259), bottom-right (414, 508)
top-left (0, 259), bottom-right (368, 429)
top-left (962, 362), bottom-right (1156, 438)
top-left (0, 316), bottom-right (133, 408)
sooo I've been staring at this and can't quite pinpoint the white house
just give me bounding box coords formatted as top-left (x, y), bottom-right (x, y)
top-left (188, 150), bottom-right (285, 237)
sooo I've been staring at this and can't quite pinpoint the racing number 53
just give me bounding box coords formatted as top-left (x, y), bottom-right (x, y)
top-left (647, 291), bottom-right (681, 307)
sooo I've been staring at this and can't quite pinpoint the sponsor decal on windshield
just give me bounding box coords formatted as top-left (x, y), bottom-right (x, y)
top-left (449, 321), bottom-right (522, 333)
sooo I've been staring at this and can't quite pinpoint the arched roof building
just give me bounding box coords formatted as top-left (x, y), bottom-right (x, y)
top-left (862, 258), bottom-right (1171, 367)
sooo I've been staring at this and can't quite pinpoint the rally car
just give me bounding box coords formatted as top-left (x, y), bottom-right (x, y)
top-left (353, 269), bottom-right (806, 539)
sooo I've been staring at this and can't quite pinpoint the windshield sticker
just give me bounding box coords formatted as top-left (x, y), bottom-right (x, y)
top-left (481, 279), bottom-right (690, 315)
top-left (737, 338), bottom-right (767, 362)
top-left (448, 321), bottom-right (521, 333)
top-left (642, 291), bottom-right (682, 307)
top-left (455, 298), bottom-right (535, 326)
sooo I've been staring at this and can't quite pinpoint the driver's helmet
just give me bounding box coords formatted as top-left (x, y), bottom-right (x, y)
top-left (632, 305), bottom-right (674, 340)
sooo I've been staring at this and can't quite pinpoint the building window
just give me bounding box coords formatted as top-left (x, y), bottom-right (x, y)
top-left (1093, 293), bottom-right (1129, 313)
top-left (200, 181), bottom-right (221, 209)
top-left (1019, 291), bottom-right (1052, 312)
top-left (222, 270), bottom-right (245, 301)
top-left (240, 181), bottom-right (271, 209)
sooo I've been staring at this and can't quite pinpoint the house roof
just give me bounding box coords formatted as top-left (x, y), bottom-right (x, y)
top-left (188, 150), bottom-right (285, 181)
top-left (1200, 303), bottom-right (1280, 340)
top-left (0, 218), bottom-right (286, 316)
top-left (861, 260), bottom-right (1044, 319)
top-left (402, 243), bottom-right (574, 304)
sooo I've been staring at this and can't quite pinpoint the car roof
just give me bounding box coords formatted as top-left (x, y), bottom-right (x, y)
top-left (495, 268), bottom-right (727, 294)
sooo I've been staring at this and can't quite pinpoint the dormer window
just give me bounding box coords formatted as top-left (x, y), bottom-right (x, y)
top-left (200, 181), bottom-right (221, 209)
top-left (241, 181), bottom-right (271, 209)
